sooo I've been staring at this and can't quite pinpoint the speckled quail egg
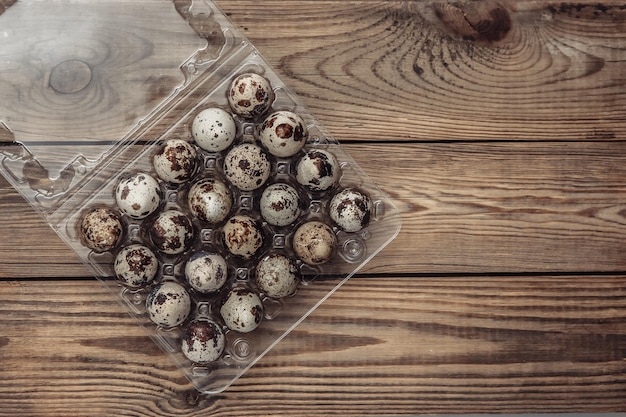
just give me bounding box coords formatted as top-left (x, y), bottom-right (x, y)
top-left (79, 206), bottom-right (123, 253)
top-left (295, 149), bottom-right (341, 192)
top-left (329, 188), bottom-right (372, 233)
top-left (153, 139), bottom-right (197, 184)
top-left (259, 111), bottom-right (308, 157)
top-left (187, 178), bottom-right (232, 224)
top-left (115, 172), bottom-right (161, 219)
top-left (220, 287), bottom-right (264, 333)
top-left (191, 107), bottom-right (237, 152)
top-left (293, 221), bottom-right (336, 265)
top-left (114, 244), bottom-right (159, 289)
top-left (185, 251), bottom-right (228, 294)
top-left (255, 254), bottom-right (299, 298)
top-left (227, 72), bottom-right (274, 119)
top-left (260, 183), bottom-right (301, 227)
top-left (223, 143), bottom-right (271, 191)
top-left (146, 281), bottom-right (191, 328)
top-left (222, 215), bottom-right (263, 259)
top-left (181, 319), bottom-right (226, 364)
top-left (149, 209), bottom-right (195, 255)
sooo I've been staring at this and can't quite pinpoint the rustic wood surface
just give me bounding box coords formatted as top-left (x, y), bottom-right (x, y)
top-left (1, 0), bottom-right (626, 415)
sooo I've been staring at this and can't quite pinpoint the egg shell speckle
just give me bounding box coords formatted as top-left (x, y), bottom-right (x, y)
top-left (255, 254), bottom-right (299, 299)
top-left (153, 139), bottom-right (197, 184)
top-left (115, 172), bottom-right (161, 219)
top-left (260, 183), bottom-right (301, 227)
top-left (223, 143), bottom-right (271, 191)
top-left (80, 207), bottom-right (123, 253)
top-left (188, 178), bottom-right (232, 224)
top-left (146, 281), bottom-right (192, 328)
top-left (149, 209), bottom-right (195, 255)
top-left (329, 188), bottom-right (372, 233)
top-left (293, 221), bottom-right (336, 265)
top-left (227, 73), bottom-right (274, 119)
top-left (185, 252), bottom-right (228, 294)
top-left (222, 215), bottom-right (263, 259)
top-left (114, 244), bottom-right (159, 288)
top-left (191, 108), bottom-right (237, 152)
top-left (259, 111), bottom-right (308, 157)
top-left (181, 319), bottom-right (226, 364)
top-left (296, 149), bottom-right (340, 192)
top-left (220, 288), bottom-right (263, 333)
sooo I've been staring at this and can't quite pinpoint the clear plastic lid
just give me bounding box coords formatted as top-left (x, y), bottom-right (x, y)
top-left (0, 0), bottom-right (235, 214)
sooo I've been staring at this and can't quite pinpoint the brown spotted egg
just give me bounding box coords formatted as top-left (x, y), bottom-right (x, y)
top-left (260, 183), bottom-right (301, 227)
top-left (191, 107), bottom-right (237, 152)
top-left (185, 251), bottom-right (228, 294)
top-left (149, 209), bottom-right (195, 255)
top-left (115, 172), bottom-right (161, 219)
top-left (295, 149), bottom-right (341, 192)
top-left (222, 215), bottom-right (263, 259)
top-left (293, 221), bottom-right (336, 265)
top-left (114, 244), bottom-right (159, 289)
top-left (329, 188), bottom-right (372, 233)
top-left (187, 178), bottom-right (232, 224)
top-left (259, 110), bottom-right (308, 157)
top-left (227, 72), bottom-right (274, 119)
top-left (220, 287), bottom-right (264, 333)
top-left (153, 139), bottom-right (197, 184)
top-left (146, 281), bottom-right (191, 328)
top-left (181, 319), bottom-right (226, 364)
top-left (79, 206), bottom-right (123, 253)
top-left (255, 254), bottom-right (299, 298)
top-left (223, 143), bottom-right (271, 191)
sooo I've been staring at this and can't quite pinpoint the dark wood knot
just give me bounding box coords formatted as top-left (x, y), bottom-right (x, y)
top-left (433, 0), bottom-right (512, 42)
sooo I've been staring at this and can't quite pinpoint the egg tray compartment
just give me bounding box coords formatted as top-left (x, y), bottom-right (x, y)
top-left (56, 69), bottom-right (400, 393)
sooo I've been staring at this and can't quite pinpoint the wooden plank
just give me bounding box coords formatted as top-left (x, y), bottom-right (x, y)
top-left (216, 0), bottom-right (626, 142)
top-left (1, 1), bottom-right (625, 415)
top-left (3, 142), bottom-right (626, 278)
top-left (0, 277), bottom-right (624, 415)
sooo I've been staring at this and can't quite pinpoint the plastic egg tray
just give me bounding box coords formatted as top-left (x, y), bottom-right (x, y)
top-left (0, 0), bottom-right (401, 393)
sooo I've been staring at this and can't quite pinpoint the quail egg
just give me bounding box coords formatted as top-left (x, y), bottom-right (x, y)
top-left (185, 251), bottom-right (228, 294)
top-left (187, 178), bottom-right (232, 224)
top-left (222, 215), bottom-right (263, 259)
top-left (149, 209), bottom-right (195, 255)
top-left (181, 319), bottom-right (226, 364)
top-left (146, 281), bottom-right (191, 328)
top-left (114, 244), bottom-right (159, 289)
top-left (255, 254), bottom-right (299, 298)
top-left (296, 149), bottom-right (341, 192)
top-left (293, 221), bottom-right (336, 265)
top-left (227, 72), bottom-right (274, 119)
top-left (153, 139), bottom-right (197, 184)
top-left (115, 172), bottom-right (161, 219)
top-left (260, 183), bottom-right (301, 227)
top-left (223, 143), bottom-right (271, 191)
top-left (79, 206), bottom-right (123, 253)
top-left (220, 287), bottom-right (264, 333)
top-left (329, 188), bottom-right (372, 232)
top-left (259, 110), bottom-right (308, 157)
top-left (191, 107), bottom-right (237, 152)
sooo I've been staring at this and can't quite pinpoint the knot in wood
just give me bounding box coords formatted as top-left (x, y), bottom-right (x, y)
top-left (433, 0), bottom-right (511, 42)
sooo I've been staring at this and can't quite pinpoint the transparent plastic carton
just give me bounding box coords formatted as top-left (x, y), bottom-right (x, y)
top-left (0, 0), bottom-right (401, 393)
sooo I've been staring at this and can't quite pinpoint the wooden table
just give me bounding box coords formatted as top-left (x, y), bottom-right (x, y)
top-left (1, 1), bottom-right (626, 415)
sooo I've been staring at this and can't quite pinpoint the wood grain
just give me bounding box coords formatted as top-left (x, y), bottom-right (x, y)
top-left (1, 277), bottom-right (624, 416)
top-left (1, 0), bottom-right (625, 415)
top-left (218, 1), bottom-right (626, 142)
